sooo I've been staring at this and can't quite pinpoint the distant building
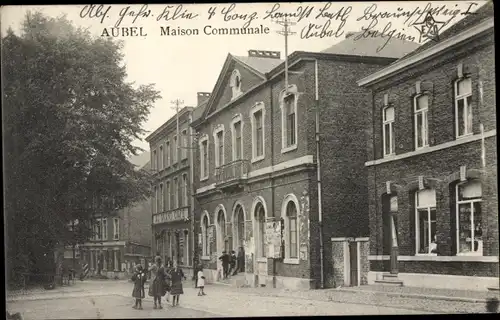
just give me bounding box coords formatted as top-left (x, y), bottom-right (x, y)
top-left (358, 3), bottom-right (497, 290)
top-left (191, 32), bottom-right (418, 289)
top-left (79, 152), bottom-right (152, 279)
top-left (145, 107), bottom-right (196, 277)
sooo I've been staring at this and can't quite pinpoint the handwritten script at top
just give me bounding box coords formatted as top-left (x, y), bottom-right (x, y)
top-left (79, 2), bottom-right (480, 51)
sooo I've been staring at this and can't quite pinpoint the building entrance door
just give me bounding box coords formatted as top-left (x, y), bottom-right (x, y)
top-left (254, 202), bottom-right (267, 286)
top-left (349, 241), bottom-right (358, 287)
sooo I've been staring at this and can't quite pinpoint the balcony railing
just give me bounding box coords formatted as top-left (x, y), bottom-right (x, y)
top-left (215, 159), bottom-right (249, 187)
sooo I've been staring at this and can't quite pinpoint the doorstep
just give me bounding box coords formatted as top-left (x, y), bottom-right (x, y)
top-left (335, 284), bottom-right (499, 303)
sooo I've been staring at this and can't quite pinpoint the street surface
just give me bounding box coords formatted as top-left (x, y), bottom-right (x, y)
top-left (7, 279), bottom-right (492, 319)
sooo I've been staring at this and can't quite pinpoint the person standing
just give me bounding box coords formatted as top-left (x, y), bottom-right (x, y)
top-left (229, 250), bottom-right (237, 276)
top-left (197, 264), bottom-right (206, 296)
top-left (131, 265), bottom-right (146, 310)
top-left (164, 260), bottom-right (173, 303)
top-left (170, 261), bottom-right (186, 307)
top-left (148, 256), bottom-right (166, 309)
top-left (218, 251), bottom-right (230, 280)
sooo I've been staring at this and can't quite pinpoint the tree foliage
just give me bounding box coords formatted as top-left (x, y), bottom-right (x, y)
top-left (3, 11), bottom-right (160, 282)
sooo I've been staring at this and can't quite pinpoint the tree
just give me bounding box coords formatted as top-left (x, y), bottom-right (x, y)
top-left (2, 11), bottom-right (160, 284)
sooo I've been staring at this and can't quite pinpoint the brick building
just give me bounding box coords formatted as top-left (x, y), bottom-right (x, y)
top-left (358, 3), bottom-right (498, 290)
top-left (80, 152), bottom-right (152, 279)
top-left (145, 106), bottom-right (196, 277)
top-left (191, 35), bottom-right (418, 290)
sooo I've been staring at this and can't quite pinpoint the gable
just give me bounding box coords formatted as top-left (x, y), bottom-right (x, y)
top-left (204, 56), bottom-right (266, 117)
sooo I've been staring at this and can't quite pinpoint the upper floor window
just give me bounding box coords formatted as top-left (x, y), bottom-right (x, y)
top-left (415, 189), bottom-right (437, 255)
top-left (181, 130), bottom-right (188, 160)
top-left (102, 218), bottom-right (108, 240)
top-left (93, 219), bottom-right (101, 240)
top-left (199, 136), bottom-right (209, 180)
top-left (113, 218), bottom-right (119, 240)
top-left (382, 106), bottom-right (395, 156)
top-left (159, 183), bottom-right (164, 212)
top-left (230, 69), bottom-right (242, 99)
top-left (214, 126), bottom-right (225, 168)
top-left (231, 115), bottom-right (243, 161)
top-left (165, 181), bottom-right (171, 210)
top-left (173, 177), bottom-right (178, 208)
top-left (251, 103), bottom-right (265, 162)
top-left (159, 145), bottom-right (164, 170)
top-left (182, 174), bottom-right (188, 207)
top-left (152, 149), bottom-right (157, 171)
top-left (173, 136), bottom-right (178, 163)
top-left (153, 186), bottom-right (157, 214)
top-left (201, 213), bottom-right (210, 256)
top-left (281, 86), bottom-right (298, 152)
top-left (414, 95), bottom-right (429, 149)
top-left (165, 141), bottom-right (171, 167)
top-left (456, 180), bottom-right (482, 256)
top-left (455, 78), bottom-right (473, 138)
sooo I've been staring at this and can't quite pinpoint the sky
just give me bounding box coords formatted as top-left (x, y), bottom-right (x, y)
top-left (1, 2), bottom-right (486, 151)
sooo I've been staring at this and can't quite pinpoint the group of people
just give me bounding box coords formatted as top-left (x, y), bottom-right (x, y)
top-left (131, 256), bottom-right (187, 310)
top-left (218, 247), bottom-right (245, 280)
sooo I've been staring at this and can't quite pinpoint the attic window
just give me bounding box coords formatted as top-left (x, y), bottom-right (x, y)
top-left (231, 69), bottom-right (242, 99)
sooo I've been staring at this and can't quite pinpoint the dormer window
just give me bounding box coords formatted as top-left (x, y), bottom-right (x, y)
top-left (230, 69), bottom-right (242, 99)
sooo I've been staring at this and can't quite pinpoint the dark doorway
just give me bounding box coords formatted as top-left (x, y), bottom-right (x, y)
top-left (349, 242), bottom-right (358, 287)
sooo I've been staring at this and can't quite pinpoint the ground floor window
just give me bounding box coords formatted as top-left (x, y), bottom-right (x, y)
top-left (456, 180), bottom-right (482, 255)
top-left (415, 189), bottom-right (437, 255)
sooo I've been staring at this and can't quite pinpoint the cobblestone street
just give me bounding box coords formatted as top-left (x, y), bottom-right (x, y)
top-left (7, 279), bottom-right (496, 318)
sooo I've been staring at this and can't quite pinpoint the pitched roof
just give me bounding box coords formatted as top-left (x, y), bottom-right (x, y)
top-left (400, 1), bottom-right (493, 60)
top-left (233, 55), bottom-right (284, 74)
top-left (321, 31), bottom-right (420, 59)
top-left (192, 100), bottom-right (208, 123)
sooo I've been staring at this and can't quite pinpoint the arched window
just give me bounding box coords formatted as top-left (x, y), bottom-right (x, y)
top-left (234, 205), bottom-right (245, 248)
top-left (415, 189), bottom-right (436, 254)
top-left (255, 203), bottom-right (266, 258)
top-left (456, 180), bottom-right (482, 255)
top-left (201, 214), bottom-right (210, 257)
top-left (217, 210), bottom-right (226, 253)
top-left (286, 201), bottom-right (298, 259)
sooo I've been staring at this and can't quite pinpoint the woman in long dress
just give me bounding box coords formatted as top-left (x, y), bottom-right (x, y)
top-left (148, 256), bottom-right (166, 309)
top-left (170, 261), bottom-right (186, 307)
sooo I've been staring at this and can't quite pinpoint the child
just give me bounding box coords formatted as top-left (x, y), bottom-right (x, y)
top-left (131, 265), bottom-right (146, 310)
top-left (197, 264), bottom-right (206, 296)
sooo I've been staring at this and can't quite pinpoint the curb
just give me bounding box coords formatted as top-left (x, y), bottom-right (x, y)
top-left (334, 288), bottom-right (491, 304)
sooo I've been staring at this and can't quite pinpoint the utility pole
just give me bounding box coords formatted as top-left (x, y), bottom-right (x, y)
top-left (275, 17), bottom-right (296, 94)
top-left (171, 99), bottom-right (184, 157)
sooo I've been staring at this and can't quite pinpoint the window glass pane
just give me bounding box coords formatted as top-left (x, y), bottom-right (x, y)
top-left (384, 107), bottom-right (394, 121)
top-left (416, 96), bottom-right (428, 110)
top-left (457, 78), bottom-right (472, 96)
top-left (458, 203), bottom-right (472, 253)
top-left (457, 99), bottom-right (465, 136)
top-left (473, 202), bottom-right (482, 253)
top-left (458, 181), bottom-right (482, 200)
top-left (384, 124), bottom-right (391, 154)
top-left (390, 196), bottom-right (398, 212)
top-left (417, 189), bottom-right (436, 208)
top-left (466, 96), bottom-right (473, 134)
top-left (416, 113), bottom-right (423, 148)
top-left (418, 209), bottom-right (429, 253)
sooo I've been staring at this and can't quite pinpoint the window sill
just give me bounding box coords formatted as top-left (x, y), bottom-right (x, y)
top-left (415, 253), bottom-right (437, 257)
top-left (251, 156), bottom-right (265, 164)
top-left (200, 176), bottom-right (209, 182)
top-left (414, 145), bottom-right (429, 151)
top-left (256, 257), bottom-right (267, 263)
top-left (283, 258), bottom-right (300, 265)
top-left (201, 256), bottom-right (211, 261)
top-left (456, 252), bottom-right (483, 257)
top-left (281, 144), bottom-right (297, 154)
top-left (456, 133), bottom-right (474, 140)
top-left (383, 153), bottom-right (396, 158)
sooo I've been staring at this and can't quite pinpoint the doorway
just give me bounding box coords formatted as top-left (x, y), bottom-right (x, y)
top-left (254, 202), bottom-right (267, 286)
top-left (349, 241), bottom-right (359, 287)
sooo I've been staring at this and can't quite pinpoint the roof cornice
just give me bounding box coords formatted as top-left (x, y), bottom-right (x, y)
top-left (357, 17), bottom-right (494, 87)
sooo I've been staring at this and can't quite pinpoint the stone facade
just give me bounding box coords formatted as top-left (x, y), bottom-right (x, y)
top-left (192, 50), bottom-right (397, 290)
top-left (359, 11), bottom-right (498, 285)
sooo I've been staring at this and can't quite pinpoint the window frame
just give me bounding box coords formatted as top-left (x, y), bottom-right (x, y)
top-left (231, 114), bottom-right (244, 162)
top-left (382, 105), bottom-right (395, 157)
top-left (280, 85), bottom-right (298, 153)
top-left (230, 69), bottom-right (242, 99)
top-left (201, 211), bottom-right (211, 259)
top-left (414, 94), bottom-right (429, 150)
top-left (198, 135), bottom-right (209, 181)
top-left (414, 189), bottom-right (437, 256)
top-left (153, 186), bottom-right (157, 214)
top-left (213, 125), bottom-right (225, 169)
top-left (181, 129), bottom-right (188, 160)
top-left (102, 218), bottom-right (108, 241)
top-left (113, 217), bottom-right (119, 240)
top-left (159, 144), bottom-right (164, 170)
top-left (250, 102), bottom-right (266, 163)
top-left (172, 135), bottom-right (178, 164)
top-left (165, 140), bottom-right (171, 167)
top-left (454, 77), bottom-right (473, 139)
top-left (152, 149), bottom-right (157, 171)
top-left (159, 183), bottom-right (164, 212)
top-left (182, 173), bottom-right (188, 208)
top-left (282, 194), bottom-right (300, 264)
top-left (455, 180), bottom-right (483, 256)
top-left (173, 177), bottom-right (178, 209)
top-left (165, 180), bottom-right (171, 210)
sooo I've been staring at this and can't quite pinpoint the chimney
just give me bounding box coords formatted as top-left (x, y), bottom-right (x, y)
top-left (197, 92), bottom-right (210, 106)
top-left (248, 50), bottom-right (281, 59)
top-left (345, 31), bottom-right (358, 39)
